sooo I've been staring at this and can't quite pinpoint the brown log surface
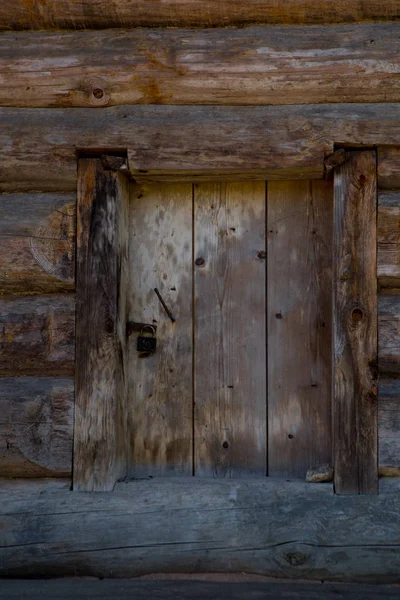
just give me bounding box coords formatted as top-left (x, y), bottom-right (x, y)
top-left (333, 150), bottom-right (378, 494)
top-left (377, 198), bottom-right (400, 288)
top-left (1, 0), bottom-right (399, 30)
top-left (74, 158), bottom-right (129, 491)
top-left (0, 377), bottom-right (73, 477)
top-left (0, 294), bottom-right (75, 376)
top-left (2, 25), bottom-right (400, 107)
top-left (0, 193), bottom-right (75, 293)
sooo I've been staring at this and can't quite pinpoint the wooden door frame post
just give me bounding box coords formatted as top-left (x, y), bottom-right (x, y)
top-left (333, 150), bottom-right (378, 494)
top-left (73, 156), bottom-right (129, 491)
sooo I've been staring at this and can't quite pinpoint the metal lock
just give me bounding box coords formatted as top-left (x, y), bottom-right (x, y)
top-left (137, 325), bottom-right (157, 354)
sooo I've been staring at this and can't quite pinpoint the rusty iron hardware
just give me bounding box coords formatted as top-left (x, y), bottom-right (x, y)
top-left (154, 288), bottom-right (176, 323)
top-left (126, 321), bottom-right (157, 337)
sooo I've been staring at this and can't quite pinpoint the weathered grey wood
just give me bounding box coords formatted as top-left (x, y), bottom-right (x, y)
top-left (378, 380), bottom-right (400, 468)
top-left (1, 0), bottom-right (399, 29)
top-left (378, 203), bottom-right (400, 288)
top-left (378, 146), bottom-right (400, 190)
top-left (194, 182), bottom-right (266, 477)
top-left (74, 158), bottom-right (129, 492)
top-left (0, 193), bottom-right (75, 293)
top-left (333, 150), bottom-right (378, 494)
top-left (4, 25), bottom-right (400, 108)
top-left (0, 377), bottom-right (73, 478)
top-left (378, 292), bottom-right (400, 376)
top-left (0, 478), bottom-right (70, 492)
top-left (2, 579), bottom-right (400, 600)
top-left (3, 105), bottom-right (400, 191)
top-left (0, 294), bottom-right (75, 376)
top-left (128, 183), bottom-right (193, 477)
top-left (3, 478), bottom-right (400, 581)
top-left (267, 181), bottom-right (332, 478)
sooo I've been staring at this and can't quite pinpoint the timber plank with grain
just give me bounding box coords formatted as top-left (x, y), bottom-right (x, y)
top-left (74, 158), bottom-right (129, 491)
top-left (0, 104), bottom-right (394, 191)
top-left (5, 105), bottom-right (400, 191)
top-left (267, 181), bottom-right (332, 478)
top-left (3, 478), bottom-right (400, 580)
top-left (0, 294), bottom-right (75, 376)
top-left (128, 182), bottom-right (193, 478)
top-left (378, 292), bottom-right (400, 377)
top-left (333, 151), bottom-right (377, 494)
top-left (4, 25), bottom-right (400, 108)
top-left (1, 0), bottom-right (399, 29)
top-left (0, 193), bottom-right (75, 293)
top-left (0, 377), bottom-right (73, 478)
top-left (379, 379), bottom-right (400, 470)
top-left (194, 182), bottom-right (266, 477)
top-left (377, 197), bottom-right (400, 288)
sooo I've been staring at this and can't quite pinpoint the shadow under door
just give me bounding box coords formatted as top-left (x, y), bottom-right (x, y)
top-left (127, 180), bottom-right (332, 479)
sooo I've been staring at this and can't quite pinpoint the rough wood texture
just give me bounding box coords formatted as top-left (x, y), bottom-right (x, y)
top-left (378, 146), bottom-right (400, 190)
top-left (3, 580), bottom-right (400, 600)
top-left (379, 379), bottom-right (400, 468)
top-left (128, 183), bottom-right (193, 477)
top-left (378, 292), bottom-right (400, 377)
top-left (377, 200), bottom-right (400, 288)
top-left (194, 182), bottom-right (266, 477)
top-left (4, 105), bottom-right (400, 191)
top-left (0, 294), bottom-right (75, 376)
top-left (3, 478), bottom-right (400, 581)
top-left (74, 158), bottom-right (129, 491)
top-left (0, 377), bottom-right (73, 478)
top-left (4, 25), bottom-right (400, 108)
top-left (0, 193), bottom-right (75, 293)
top-left (333, 150), bottom-right (378, 494)
top-left (1, 0), bottom-right (399, 29)
top-left (267, 181), bottom-right (332, 478)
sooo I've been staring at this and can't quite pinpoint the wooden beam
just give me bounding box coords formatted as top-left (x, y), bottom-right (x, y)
top-left (0, 193), bottom-right (75, 293)
top-left (1, 0), bottom-right (399, 30)
top-left (3, 105), bottom-right (400, 192)
top-left (333, 150), bottom-right (378, 494)
top-left (74, 158), bottom-right (129, 492)
top-left (378, 292), bottom-right (400, 377)
top-left (0, 378), bottom-right (73, 478)
top-left (378, 196), bottom-right (400, 288)
top-left (3, 478), bottom-right (400, 580)
top-left (3, 25), bottom-right (400, 108)
top-left (379, 380), bottom-right (400, 470)
top-left (0, 295), bottom-right (75, 376)
top-left (378, 146), bottom-right (400, 190)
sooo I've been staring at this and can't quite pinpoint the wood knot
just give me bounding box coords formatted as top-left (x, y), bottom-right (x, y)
top-left (351, 307), bottom-right (363, 323)
top-left (105, 317), bottom-right (115, 334)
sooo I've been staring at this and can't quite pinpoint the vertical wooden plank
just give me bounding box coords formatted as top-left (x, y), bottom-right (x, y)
top-left (194, 182), bottom-right (266, 477)
top-left (128, 182), bottom-right (193, 477)
top-left (267, 181), bottom-right (333, 478)
top-left (333, 150), bottom-right (378, 494)
top-left (74, 158), bottom-right (129, 491)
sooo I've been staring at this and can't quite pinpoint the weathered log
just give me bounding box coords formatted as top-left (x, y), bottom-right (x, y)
top-left (378, 201), bottom-right (400, 288)
top-left (1, 0), bottom-right (399, 30)
top-left (333, 150), bottom-right (378, 494)
top-left (0, 294), bottom-right (75, 376)
top-left (2, 477), bottom-right (400, 581)
top-left (74, 158), bottom-right (129, 491)
top-left (0, 193), bottom-right (75, 293)
top-left (378, 379), bottom-right (400, 469)
top-left (3, 104), bottom-right (400, 191)
top-left (0, 377), bottom-right (73, 478)
top-left (378, 146), bottom-right (400, 190)
top-left (378, 293), bottom-right (400, 377)
top-left (3, 25), bottom-right (400, 108)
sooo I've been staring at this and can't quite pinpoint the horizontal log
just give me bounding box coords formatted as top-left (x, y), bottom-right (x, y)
top-left (378, 146), bottom-right (400, 190)
top-left (3, 25), bottom-right (400, 108)
top-left (0, 377), bottom-right (73, 477)
top-left (3, 104), bottom-right (400, 190)
top-left (379, 293), bottom-right (400, 377)
top-left (1, 0), bottom-right (399, 29)
top-left (2, 477), bottom-right (400, 581)
top-left (0, 294), bottom-right (75, 376)
top-left (0, 478), bottom-right (70, 492)
top-left (0, 193), bottom-right (75, 293)
top-left (377, 202), bottom-right (400, 288)
top-left (379, 380), bottom-right (400, 468)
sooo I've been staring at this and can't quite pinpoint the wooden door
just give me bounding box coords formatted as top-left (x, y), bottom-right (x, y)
top-left (127, 180), bottom-right (332, 479)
